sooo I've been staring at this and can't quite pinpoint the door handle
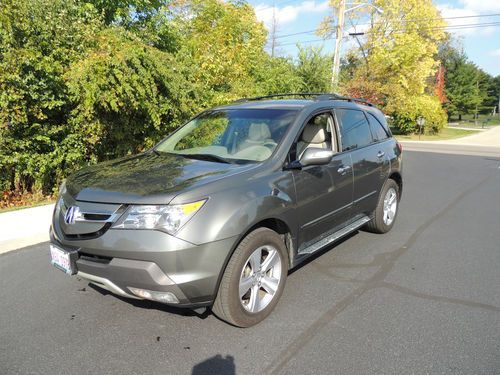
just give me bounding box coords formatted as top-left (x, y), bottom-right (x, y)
top-left (377, 151), bottom-right (385, 158)
top-left (337, 165), bottom-right (351, 174)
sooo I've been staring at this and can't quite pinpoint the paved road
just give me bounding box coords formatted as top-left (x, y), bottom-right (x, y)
top-left (1, 149), bottom-right (500, 375)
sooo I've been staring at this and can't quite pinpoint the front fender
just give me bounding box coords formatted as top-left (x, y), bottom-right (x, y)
top-left (174, 176), bottom-right (297, 246)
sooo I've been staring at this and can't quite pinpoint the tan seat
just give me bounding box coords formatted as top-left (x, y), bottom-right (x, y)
top-left (296, 116), bottom-right (332, 158)
top-left (238, 122), bottom-right (273, 151)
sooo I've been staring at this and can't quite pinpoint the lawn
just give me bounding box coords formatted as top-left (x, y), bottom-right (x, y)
top-left (394, 127), bottom-right (480, 141)
top-left (449, 114), bottom-right (500, 127)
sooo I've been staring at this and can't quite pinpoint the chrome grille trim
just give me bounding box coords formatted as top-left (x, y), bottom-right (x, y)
top-left (59, 197), bottom-right (122, 224)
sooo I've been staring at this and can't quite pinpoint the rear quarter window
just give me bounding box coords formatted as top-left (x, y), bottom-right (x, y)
top-left (367, 112), bottom-right (389, 142)
top-left (336, 108), bottom-right (372, 151)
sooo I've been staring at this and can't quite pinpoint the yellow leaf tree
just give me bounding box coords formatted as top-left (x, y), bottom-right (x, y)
top-left (320, 0), bottom-right (448, 133)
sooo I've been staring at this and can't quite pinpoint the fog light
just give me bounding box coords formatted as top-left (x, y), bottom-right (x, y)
top-left (128, 287), bottom-right (179, 304)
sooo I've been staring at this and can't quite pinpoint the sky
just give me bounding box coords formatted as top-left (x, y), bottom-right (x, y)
top-left (247, 0), bottom-right (500, 77)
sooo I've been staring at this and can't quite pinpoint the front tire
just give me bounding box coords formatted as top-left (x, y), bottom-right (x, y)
top-left (212, 228), bottom-right (288, 327)
top-left (365, 179), bottom-right (400, 234)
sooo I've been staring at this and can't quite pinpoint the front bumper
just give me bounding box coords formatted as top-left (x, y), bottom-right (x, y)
top-left (50, 224), bottom-right (238, 307)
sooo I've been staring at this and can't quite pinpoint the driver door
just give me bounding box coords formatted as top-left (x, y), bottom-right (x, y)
top-left (291, 111), bottom-right (354, 253)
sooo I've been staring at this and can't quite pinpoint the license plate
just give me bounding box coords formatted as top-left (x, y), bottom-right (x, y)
top-left (50, 244), bottom-right (76, 275)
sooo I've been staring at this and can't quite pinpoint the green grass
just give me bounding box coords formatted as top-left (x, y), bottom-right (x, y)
top-left (394, 127), bottom-right (480, 141)
top-left (449, 114), bottom-right (500, 127)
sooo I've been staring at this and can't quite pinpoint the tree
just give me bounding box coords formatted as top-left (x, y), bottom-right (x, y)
top-left (0, 0), bottom-right (275, 196)
top-left (439, 45), bottom-right (482, 120)
top-left (320, 0), bottom-right (448, 133)
top-left (172, 0), bottom-right (268, 106)
top-left (0, 0), bottom-right (102, 193)
top-left (65, 29), bottom-right (189, 160)
top-left (255, 56), bottom-right (301, 94)
top-left (295, 45), bottom-right (332, 92)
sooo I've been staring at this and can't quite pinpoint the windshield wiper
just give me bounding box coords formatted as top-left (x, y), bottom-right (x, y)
top-left (179, 153), bottom-right (232, 164)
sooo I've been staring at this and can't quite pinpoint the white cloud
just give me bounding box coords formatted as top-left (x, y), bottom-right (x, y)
top-left (255, 1), bottom-right (329, 29)
top-left (490, 48), bottom-right (500, 56)
top-left (458, 0), bottom-right (500, 13)
top-left (438, 2), bottom-right (499, 36)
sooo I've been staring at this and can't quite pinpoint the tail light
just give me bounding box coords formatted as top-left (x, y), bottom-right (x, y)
top-left (396, 141), bottom-right (403, 153)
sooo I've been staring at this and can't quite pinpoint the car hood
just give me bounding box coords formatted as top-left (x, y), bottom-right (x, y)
top-left (66, 152), bottom-right (255, 204)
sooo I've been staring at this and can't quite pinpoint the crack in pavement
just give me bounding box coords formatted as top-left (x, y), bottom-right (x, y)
top-left (377, 282), bottom-right (500, 313)
top-left (265, 172), bottom-right (497, 375)
top-left (311, 265), bottom-right (500, 313)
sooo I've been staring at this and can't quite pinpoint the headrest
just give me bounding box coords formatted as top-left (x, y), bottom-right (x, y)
top-left (248, 123), bottom-right (271, 141)
top-left (301, 124), bottom-right (327, 143)
top-left (314, 115), bottom-right (328, 127)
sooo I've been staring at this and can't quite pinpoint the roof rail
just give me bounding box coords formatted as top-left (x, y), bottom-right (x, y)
top-left (234, 93), bottom-right (329, 102)
top-left (234, 93), bottom-right (373, 106)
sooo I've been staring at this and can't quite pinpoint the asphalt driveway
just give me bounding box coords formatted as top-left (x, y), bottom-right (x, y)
top-left (1, 149), bottom-right (499, 375)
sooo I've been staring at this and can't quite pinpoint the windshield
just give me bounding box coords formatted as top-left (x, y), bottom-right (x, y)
top-left (155, 109), bottom-right (298, 162)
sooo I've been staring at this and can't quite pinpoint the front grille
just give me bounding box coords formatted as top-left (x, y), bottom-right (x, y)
top-left (79, 252), bottom-right (112, 264)
top-left (62, 223), bottom-right (113, 241)
top-left (82, 213), bottom-right (112, 221)
top-left (57, 192), bottom-right (124, 240)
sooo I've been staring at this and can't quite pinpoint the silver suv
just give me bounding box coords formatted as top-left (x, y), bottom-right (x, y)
top-left (50, 93), bottom-right (403, 327)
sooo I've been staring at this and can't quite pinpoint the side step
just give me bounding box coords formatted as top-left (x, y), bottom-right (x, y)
top-left (298, 215), bottom-right (371, 255)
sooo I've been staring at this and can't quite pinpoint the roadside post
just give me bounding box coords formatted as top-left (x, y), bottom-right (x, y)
top-left (417, 116), bottom-right (425, 140)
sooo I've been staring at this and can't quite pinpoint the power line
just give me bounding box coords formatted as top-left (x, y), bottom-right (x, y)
top-left (273, 12), bottom-right (500, 40)
top-left (278, 21), bottom-right (500, 47)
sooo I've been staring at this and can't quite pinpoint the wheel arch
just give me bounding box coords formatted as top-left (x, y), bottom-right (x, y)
top-left (389, 171), bottom-right (403, 198)
top-left (210, 217), bottom-right (294, 307)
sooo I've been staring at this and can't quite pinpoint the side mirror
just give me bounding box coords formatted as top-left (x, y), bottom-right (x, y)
top-left (300, 147), bottom-right (334, 166)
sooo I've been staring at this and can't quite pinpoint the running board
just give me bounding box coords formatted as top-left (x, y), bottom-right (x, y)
top-left (298, 216), bottom-right (371, 255)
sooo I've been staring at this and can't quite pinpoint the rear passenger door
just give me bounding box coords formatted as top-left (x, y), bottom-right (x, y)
top-left (335, 108), bottom-right (387, 217)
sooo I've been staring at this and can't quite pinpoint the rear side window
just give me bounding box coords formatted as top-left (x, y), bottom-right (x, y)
top-left (367, 113), bottom-right (389, 142)
top-left (336, 109), bottom-right (372, 151)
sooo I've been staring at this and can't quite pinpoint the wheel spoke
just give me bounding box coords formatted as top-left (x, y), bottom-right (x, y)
top-left (248, 285), bottom-right (260, 312)
top-left (261, 276), bottom-right (279, 295)
top-left (239, 245), bottom-right (282, 313)
top-left (261, 249), bottom-right (279, 272)
top-left (239, 276), bottom-right (253, 298)
top-left (248, 248), bottom-right (262, 271)
top-left (388, 193), bottom-right (396, 205)
top-left (382, 188), bottom-right (398, 225)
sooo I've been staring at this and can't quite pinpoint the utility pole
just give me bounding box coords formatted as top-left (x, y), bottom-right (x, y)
top-left (331, 0), bottom-right (346, 91)
top-left (474, 79), bottom-right (479, 126)
top-left (330, 2), bottom-right (383, 92)
top-left (270, 2), bottom-right (278, 57)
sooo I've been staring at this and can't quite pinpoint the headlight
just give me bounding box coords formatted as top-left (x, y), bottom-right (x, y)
top-left (112, 200), bottom-right (206, 234)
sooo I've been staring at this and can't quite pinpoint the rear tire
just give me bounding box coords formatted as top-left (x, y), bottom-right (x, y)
top-left (212, 228), bottom-right (288, 327)
top-left (365, 179), bottom-right (400, 234)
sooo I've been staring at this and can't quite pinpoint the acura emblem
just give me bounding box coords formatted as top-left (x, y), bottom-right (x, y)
top-left (64, 206), bottom-right (80, 225)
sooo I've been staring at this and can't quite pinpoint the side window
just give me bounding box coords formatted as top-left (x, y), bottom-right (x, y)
top-left (336, 109), bottom-right (372, 151)
top-left (367, 113), bottom-right (389, 142)
top-left (295, 112), bottom-right (336, 159)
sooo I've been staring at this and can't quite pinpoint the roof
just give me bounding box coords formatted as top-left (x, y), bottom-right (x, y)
top-left (215, 93), bottom-right (376, 112)
top-left (218, 99), bottom-right (313, 110)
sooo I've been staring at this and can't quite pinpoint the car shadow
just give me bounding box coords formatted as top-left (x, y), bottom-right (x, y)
top-left (192, 355), bottom-right (236, 375)
top-left (288, 230), bottom-right (358, 276)
top-left (87, 283), bottom-right (211, 319)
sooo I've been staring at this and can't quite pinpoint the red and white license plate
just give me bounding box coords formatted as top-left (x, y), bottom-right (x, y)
top-left (50, 244), bottom-right (75, 275)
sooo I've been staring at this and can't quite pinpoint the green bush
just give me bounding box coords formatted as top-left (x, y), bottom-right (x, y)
top-left (389, 95), bottom-right (447, 134)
